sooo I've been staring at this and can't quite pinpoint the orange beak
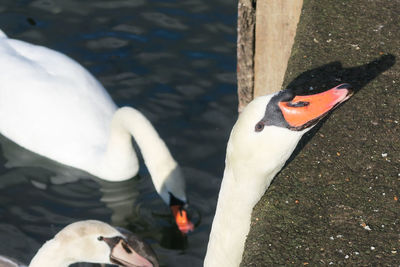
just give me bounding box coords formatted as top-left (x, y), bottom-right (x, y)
top-left (278, 84), bottom-right (353, 129)
top-left (171, 205), bottom-right (194, 234)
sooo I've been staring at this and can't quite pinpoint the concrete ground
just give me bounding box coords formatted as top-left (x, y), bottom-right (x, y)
top-left (241, 0), bottom-right (399, 265)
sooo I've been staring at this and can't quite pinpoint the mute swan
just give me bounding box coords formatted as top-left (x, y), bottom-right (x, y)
top-left (204, 84), bottom-right (353, 266)
top-left (0, 220), bottom-right (158, 267)
top-left (0, 30), bottom-right (193, 233)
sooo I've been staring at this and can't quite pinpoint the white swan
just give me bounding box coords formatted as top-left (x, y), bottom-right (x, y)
top-left (204, 84), bottom-right (353, 266)
top-left (0, 30), bottom-right (193, 233)
top-left (0, 220), bottom-right (158, 267)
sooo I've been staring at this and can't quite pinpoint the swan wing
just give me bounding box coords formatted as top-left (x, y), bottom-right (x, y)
top-left (0, 35), bottom-right (117, 169)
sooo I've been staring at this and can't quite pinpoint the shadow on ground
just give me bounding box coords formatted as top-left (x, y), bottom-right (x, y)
top-left (288, 54), bottom-right (396, 164)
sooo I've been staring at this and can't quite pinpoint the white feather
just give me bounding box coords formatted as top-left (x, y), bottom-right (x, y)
top-left (0, 30), bottom-right (186, 204)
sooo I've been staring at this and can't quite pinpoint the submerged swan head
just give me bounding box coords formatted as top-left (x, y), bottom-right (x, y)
top-left (99, 107), bottom-right (194, 233)
top-left (29, 220), bottom-right (158, 267)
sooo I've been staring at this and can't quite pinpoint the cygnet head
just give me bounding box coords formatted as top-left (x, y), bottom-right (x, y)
top-left (227, 84), bottom-right (353, 176)
top-left (31, 220), bottom-right (158, 267)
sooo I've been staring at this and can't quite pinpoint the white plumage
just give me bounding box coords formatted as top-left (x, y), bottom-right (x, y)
top-left (0, 30), bottom-right (186, 205)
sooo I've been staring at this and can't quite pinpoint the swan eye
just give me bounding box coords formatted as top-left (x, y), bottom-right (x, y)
top-left (97, 236), bottom-right (104, 241)
top-left (255, 122), bottom-right (265, 132)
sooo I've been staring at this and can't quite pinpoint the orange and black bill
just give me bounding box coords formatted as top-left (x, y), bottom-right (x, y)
top-left (259, 83), bottom-right (353, 131)
top-left (171, 205), bottom-right (194, 234)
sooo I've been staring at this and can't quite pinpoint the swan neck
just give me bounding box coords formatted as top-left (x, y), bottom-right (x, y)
top-left (29, 239), bottom-right (71, 267)
top-left (204, 158), bottom-right (283, 267)
top-left (107, 107), bottom-right (180, 199)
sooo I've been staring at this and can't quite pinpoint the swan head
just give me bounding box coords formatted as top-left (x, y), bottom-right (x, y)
top-left (42, 220), bottom-right (158, 267)
top-left (155, 166), bottom-right (194, 234)
top-left (227, 84), bottom-right (353, 176)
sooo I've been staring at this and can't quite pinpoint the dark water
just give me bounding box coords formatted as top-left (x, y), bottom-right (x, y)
top-left (0, 1), bottom-right (237, 266)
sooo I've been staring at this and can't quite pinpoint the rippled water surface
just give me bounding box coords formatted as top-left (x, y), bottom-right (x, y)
top-left (0, 1), bottom-right (237, 266)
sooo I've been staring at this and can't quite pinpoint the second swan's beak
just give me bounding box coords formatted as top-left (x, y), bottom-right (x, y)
top-left (171, 205), bottom-right (195, 234)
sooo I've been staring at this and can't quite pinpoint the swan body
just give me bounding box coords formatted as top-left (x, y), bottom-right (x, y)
top-left (0, 220), bottom-right (158, 267)
top-left (0, 30), bottom-right (192, 230)
top-left (0, 30), bottom-right (119, 178)
top-left (204, 84), bottom-right (353, 266)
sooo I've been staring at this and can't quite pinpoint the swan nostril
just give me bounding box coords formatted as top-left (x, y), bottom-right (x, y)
top-left (287, 101), bottom-right (309, 107)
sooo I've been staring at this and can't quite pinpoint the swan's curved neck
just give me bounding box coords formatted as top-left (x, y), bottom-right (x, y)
top-left (101, 107), bottom-right (179, 194)
top-left (29, 239), bottom-right (70, 267)
top-left (204, 128), bottom-right (304, 267)
top-left (204, 163), bottom-right (282, 267)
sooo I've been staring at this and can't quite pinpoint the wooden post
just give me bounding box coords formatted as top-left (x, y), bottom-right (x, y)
top-left (237, 0), bottom-right (257, 112)
top-left (237, 0), bottom-right (303, 111)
